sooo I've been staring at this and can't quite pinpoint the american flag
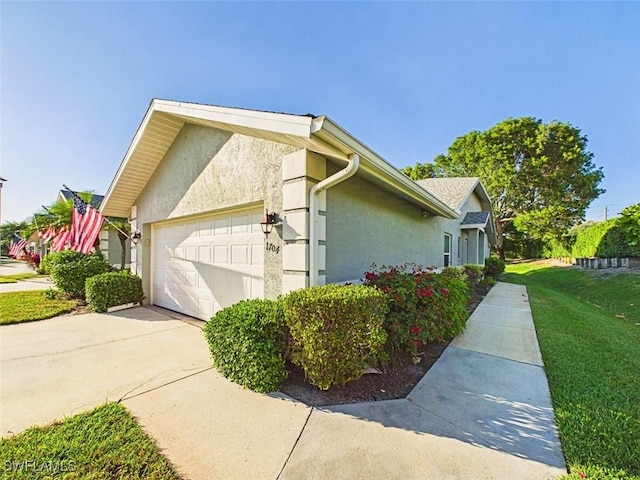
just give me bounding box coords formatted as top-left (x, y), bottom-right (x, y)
top-left (40, 226), bottom-right (56, 244)
top-left (8, 233), bottom-right (27, 257)
top-left (70, 195), bottom-right (104, 254)
top-left (51, 227), bottom-right (71, 252)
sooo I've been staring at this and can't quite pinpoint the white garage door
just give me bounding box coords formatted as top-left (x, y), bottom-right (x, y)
top-left (152, 208), bottom-right (264, 320)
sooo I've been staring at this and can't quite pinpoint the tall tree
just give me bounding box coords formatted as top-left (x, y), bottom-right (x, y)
top-left (408, 117), bottom-right (604, 259)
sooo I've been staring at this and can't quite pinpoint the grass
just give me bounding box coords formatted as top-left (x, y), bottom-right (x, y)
top-left (0, 273), bottom-right (42, 284)
top-left (504, 260), bottom-right (640, 479)
top-left (0, 402), bottom-right (182, 479)
top-left (0, 290), bottom-right (77, 325)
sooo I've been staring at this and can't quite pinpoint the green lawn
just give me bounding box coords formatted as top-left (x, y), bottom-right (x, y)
top-left (0, 290), bottom-right (77, 325)
top-left (0, 402), bottom-right (182, 479)
top-left (0, 273), bottom-right (43, 284)
top-left (504, 261), bottom-right (640, 479)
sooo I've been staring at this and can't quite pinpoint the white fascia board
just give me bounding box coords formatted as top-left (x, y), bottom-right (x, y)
top-left (100, 101), bottom-right (161, 215)
top-left (153, 99), bottom-right (314, 138)
top-left (312, 117), bottom-right (458, 219)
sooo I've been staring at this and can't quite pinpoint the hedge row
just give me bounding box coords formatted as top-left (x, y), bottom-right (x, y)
top-left (203, 284), bottom-right (388, 393)
top-left (41, 251), bottom-right (144, 311)
top-left (204, 264), bottom-right (474, 393)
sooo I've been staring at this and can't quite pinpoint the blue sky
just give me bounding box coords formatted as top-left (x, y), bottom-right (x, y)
top-left (1, 1), bottom-right (638, 224)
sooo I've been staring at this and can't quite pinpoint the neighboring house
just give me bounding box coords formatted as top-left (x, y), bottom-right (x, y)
top-left (100, 99), bottom-right (495, 321)
top-left (55, 189), bottom-right (131, 268)
top-left (415, 177), bottom-right (495, 267)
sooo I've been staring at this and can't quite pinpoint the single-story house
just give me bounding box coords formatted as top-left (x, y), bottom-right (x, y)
top-left (100, 99), bottom-right (495, 320)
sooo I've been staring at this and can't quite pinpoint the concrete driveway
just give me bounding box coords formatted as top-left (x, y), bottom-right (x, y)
top-left (0, 307), bottom-right (212, 436)
top-left (1, 286), bottom-right (566, 479)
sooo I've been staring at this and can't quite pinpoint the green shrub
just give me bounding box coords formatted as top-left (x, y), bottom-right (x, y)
top-left (38, 253), bottom-right (55, 275)
top-left (283, 284), bottom-right (388, 390)
top-left (364, 264), bottom-right (470, 365)
top-left (484, 257), bottom-right (505, 278)
top-left (85, 271), bottom-right (144, 313)
top-left (49, 251), bottom-right (111, 299)
top-left (203, 298), bottom-right (287, 393)
top-left (462, 264), bottom-right (484, 286)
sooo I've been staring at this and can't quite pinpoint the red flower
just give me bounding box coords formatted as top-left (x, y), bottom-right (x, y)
top-left (412, 339), bottom-right (422, 347)
top-left (364, 271), bottom-right (379, 282)
top-left (417, 288), bottom-right (434, 299)
top-left (440, 288), bottom-right (449, 295)
top-left (409, 325), bottom-right (421, 335)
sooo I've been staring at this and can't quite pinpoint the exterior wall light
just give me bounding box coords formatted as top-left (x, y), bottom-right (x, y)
top-left (260, 210), bottom-right (277, 237)
top-left (131, 230), bottom-right (142, 245)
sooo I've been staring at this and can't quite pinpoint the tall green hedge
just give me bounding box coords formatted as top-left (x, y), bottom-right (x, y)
top-left (570, 220), bottom-right (640, 258)
top-left (283, 284), bottom-right (388, 390)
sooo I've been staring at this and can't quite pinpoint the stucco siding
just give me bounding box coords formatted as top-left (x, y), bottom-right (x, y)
top-left (326, 175), bottom-right (448, 283)
top-left (134, 123), bottom-right (298, 299)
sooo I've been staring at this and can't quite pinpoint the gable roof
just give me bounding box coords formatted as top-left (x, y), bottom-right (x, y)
top-left (461, 211), bottom-right (490, 227)
top-left (100, 99), bottom-right (457, 220)
top-left (58, 189), bottom-right (104, 208)
top-left (414, 177), bottom-right (487, 212)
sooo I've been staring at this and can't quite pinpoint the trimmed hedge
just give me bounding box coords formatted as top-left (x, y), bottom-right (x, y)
top-left (85, 271), bottom-right (144, 313)
top-left (364, 264), bottom-right (470, 365)
top-left (484, 257), bottom-right (505, 278)
top-left (283, 284), bottom-right (388, 390)
top-left (49, 251), bottom-right (111, 299)
top-left (203, 298), bottom-right (287, 393)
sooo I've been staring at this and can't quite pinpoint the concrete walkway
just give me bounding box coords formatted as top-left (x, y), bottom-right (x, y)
top-left (1, 283), bottom-right (566, 479)
top-left (0, 260), bottom-right (52, 292)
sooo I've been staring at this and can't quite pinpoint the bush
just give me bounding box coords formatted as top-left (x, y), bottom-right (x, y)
top-left (462, 264), bottom-right (484, 286)
top-left (283, 284), bottom-right (388, 390)
top-left (85, 271), bottom-right (144, 313)
top-left (364, 264), bottom-right (470, 365)
top-left (49, 251), bottom-right (111, 299)
top-left (484, 257), bottom-right (505, 278)
top-left (203, 298), bottom-right (287, 393)
top-left (39, 250), bottom-right (71, 275)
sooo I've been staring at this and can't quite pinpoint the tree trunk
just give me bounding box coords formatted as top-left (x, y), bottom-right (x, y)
top-left (495, 221), bottom-right (506, 260)
top-left (117, 231), bottom-right (127, 270)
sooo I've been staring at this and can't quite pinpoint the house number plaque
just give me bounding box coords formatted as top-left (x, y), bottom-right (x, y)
top-left (266, 242), bottom-right (281, 254)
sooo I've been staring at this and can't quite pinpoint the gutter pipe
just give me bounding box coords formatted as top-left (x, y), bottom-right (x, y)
top-left (308, 153), bottom-right (360, 286)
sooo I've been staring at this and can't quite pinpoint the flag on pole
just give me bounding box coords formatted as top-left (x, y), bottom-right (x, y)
top-left (51, 227), bottom-right (71, 252)
top-left (42, 226), bottom-right (56, 244)
top-left (8, 233), bottom-right (27, 257)
top-left (70, 195), bottom-right (104, 254)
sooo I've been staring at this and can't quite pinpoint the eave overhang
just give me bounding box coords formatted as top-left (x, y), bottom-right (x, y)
top-left (100, 99), bottom-right (458, 220)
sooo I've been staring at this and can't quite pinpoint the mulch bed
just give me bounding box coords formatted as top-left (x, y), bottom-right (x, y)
top-left (279, 282), bottom-right (493, 407)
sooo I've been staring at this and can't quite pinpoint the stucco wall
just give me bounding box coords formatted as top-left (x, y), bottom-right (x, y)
top-left (326, 174), bottom-right (448, 283)
top-left (134, 123), bottom-right (298, 299)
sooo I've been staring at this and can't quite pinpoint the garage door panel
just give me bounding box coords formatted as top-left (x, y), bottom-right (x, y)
top-left (198, 246), bottom-right (212, 264)
top-left (214, 218), bottom-right (229, 236)
top-left (231, 245), bottom-right (248, 265)
top-left (152, 208), bottom-right (264, 320)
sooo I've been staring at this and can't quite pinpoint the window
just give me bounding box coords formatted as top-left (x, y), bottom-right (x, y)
top-left (444, 233), bottom-right (452, 267)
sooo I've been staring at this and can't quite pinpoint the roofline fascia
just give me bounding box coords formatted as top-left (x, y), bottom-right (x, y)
top-left (312, 117), bottom-right (458, 219)
top-left (100, 100), bottom-right (161, 216)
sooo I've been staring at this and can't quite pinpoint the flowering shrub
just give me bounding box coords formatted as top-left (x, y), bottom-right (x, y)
top-left (363, 263), bottom-right (470, 365)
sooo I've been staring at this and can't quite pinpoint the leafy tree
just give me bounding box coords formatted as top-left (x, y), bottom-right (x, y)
top-left (0, 220), bottom-right (29, 255)
top-left (407, 117), bottom-right (604, 259)
top-left (402, 162), bottom-right (438, 180)
top-left (617, 203), bottom-right (640, 248)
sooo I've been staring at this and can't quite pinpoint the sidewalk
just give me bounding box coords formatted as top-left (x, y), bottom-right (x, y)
top-left (124, 283), bottom-right (566, 479)
top-left (0, 260), bottom-right (52, 293)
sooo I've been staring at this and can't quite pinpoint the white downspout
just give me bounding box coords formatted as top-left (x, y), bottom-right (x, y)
top-left (309, 153), bottom-right (360, 286)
